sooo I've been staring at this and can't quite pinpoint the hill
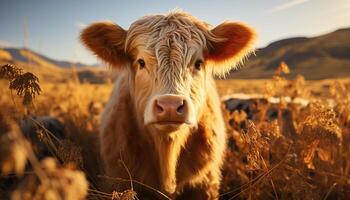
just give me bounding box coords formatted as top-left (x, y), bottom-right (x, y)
top-left (229, 28), bottom-right (350, 79)
top-left (0, 47), bottom-right (108, 83)
top-left (0, 47), bottom-right (95, 68)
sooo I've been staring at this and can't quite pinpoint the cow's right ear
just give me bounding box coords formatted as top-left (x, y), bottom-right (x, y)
top-left (80, 22), bottom-right (128, 67)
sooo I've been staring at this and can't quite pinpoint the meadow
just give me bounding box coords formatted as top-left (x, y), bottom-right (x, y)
top-left (1, 63), bottom-right (350, 199)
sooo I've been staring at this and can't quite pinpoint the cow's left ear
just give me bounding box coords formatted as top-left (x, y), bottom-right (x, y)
top-left (80, 22), bottom-right (129, 68)
top-left (206, 22), bottom-right (256, 76)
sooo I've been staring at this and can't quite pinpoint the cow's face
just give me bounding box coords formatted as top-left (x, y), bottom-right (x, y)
top-left (81, 12), bottom-right (255, 133)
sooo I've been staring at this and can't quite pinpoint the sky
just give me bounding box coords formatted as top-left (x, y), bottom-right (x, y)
top-left (0, 0), bottom-right (349, 65)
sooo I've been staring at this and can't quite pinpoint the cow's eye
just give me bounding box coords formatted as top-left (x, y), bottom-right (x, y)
top-left (138, 59), bottom-right (146, 69)
top-left (194, 60), bottom-right (203, 71)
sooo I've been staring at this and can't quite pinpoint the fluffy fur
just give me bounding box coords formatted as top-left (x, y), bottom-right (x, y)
top-left (81, 11), bottom-right (255, 199)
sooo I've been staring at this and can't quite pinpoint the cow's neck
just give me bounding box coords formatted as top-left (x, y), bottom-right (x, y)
top-left (150, 127), bottom-right (192, 194)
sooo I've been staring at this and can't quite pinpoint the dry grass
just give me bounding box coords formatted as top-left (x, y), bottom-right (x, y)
top-left (1, 62), bottom-right (350, 199)
top-left (220, 63), bottom-right (350, 199)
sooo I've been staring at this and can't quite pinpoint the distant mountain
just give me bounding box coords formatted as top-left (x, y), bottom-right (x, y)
top-left (0, 47), bottom-right (108, 83)
top-left (229, 28), bottom-right (350, 80)
top-left (0, 47), bottom-right (97, 69)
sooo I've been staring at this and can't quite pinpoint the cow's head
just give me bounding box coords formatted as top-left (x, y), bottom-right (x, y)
top-left (81, 12), bottom-right (255, 134)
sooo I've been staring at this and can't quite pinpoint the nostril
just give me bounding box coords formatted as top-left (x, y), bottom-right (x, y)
top-left (176, 102), bottom-right (185, 115)
top-left (155, 100), bottom-right (164, 114)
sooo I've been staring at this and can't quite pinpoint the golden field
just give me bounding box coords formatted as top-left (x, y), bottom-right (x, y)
top-left (1, 63), bottom-right (350, 199)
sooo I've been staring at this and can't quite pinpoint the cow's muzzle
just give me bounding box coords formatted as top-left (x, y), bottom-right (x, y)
top-left (153, 94), bottom-right (188, 124)
top-left (144, 93), bottom-right (196, 127)
top-left (144, 94), bottom-right (196, 126)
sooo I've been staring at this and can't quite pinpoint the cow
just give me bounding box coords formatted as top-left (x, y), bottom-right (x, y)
top-left (80, 11), bottom-right (255, 199)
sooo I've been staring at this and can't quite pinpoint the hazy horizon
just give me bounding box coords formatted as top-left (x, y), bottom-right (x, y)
top-left (1, 0), bottom-right (349, 65)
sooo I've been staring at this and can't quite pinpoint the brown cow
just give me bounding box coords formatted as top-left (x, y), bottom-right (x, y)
top-left (81, 11), bottom-right (255, 199)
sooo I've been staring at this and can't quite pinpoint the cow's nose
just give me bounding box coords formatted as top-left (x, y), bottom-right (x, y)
top-left (154, 95), bottom-right (187, 123)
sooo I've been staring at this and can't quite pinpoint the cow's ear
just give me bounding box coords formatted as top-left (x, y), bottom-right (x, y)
top-left (80, 22), bottom-right (128, 67)
top-left (206, 22), bottom-right (256, 76)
